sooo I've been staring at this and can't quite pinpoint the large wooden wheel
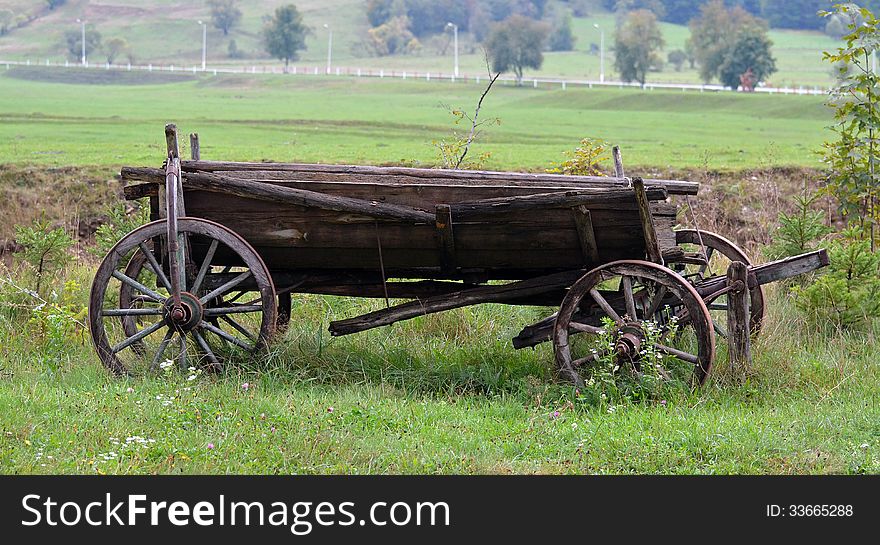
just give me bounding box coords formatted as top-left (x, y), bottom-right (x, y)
top-left (89, 218), bottom-right (276, 376)
top-left (673, 229), bottom-right (765, 336)
top-left (553, 260), bottom-right (716, 387)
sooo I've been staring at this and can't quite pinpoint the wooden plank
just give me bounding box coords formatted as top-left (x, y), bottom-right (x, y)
top-left (695, 249), bottom-right (829, 298)
top-left (726, 260), bottom-right (751, 371)
top-left (449, 187), bottom-right (667, 218)
top-left (572, 206), bottom-right (599, 265)
top-left (181, 170), bottom-right (434, 223)
top-left (328, 269), bottom-right (586, 336)
top-left (632, 177), bottom-right (662, 263)
top-left (435, 204), bottom-right (456, 274)
top-left (180, 160), bottom-right (700, 195)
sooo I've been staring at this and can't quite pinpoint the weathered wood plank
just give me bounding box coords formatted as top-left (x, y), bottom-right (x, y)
top-left (612, 146), bottom-right (625, 178)
top-left (328, 269), bottom-right (586, 336)
top-left (572, 206), bottom-right (600, 265)
top-left (179, 160), bottom-right (700, 195)
top-left (632, 177), bottom-right (662, 263)
top-left (695, 249), bottom-right (829, 298)
top-left (449, 187), bottom-right (667, 218)
top-left (190, 133), bottom-right (200, 161)
top-left (726, 260), bottom-right (751, 371)
top-left (181, 170), bottom-right (434, 223)
top-left (435, 204), bottom-right (456, 274)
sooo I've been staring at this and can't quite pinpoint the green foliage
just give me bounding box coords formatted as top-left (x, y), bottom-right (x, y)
top-left (614, 9), bottom-right (665, 85)
top-left (765, 190), bottom-right (831, 260)
top-left (794, 228), bottom-right (880, 328)
top-left (45, 0), bottom-right (66, 9)
top-left (548, 14), bottom-right (576, 52)
top-left (578, 317), bottom-right (690, 406)
top-left (821, 4), bottom-right (880, 234)
top-left (27, 280), bottom-right (87, 373)
top-left (103, 37), bottom-right (129, 65)
top-left (432, 104), bottom-right (500, 169)
top-left (91, 203), bottom-right (150, 259)
top-left (208, 0), bottom-right (243, 36)
top-left (717, 25), bottom-right (777, 89)
top-left (546, 138), bottom-right (610, 176)
top-left (227, 39), bottom-right (244, 59)
top-left (367, 15), bottom-right (421, 56)
top-left (689, 0), bottom-right (766, 84)
top-left (0, 9), bottom-right (13, 36)
top-left (14, 218), bottom-right (74, 295)
top-left (486, 15), bottom-right (550, 85)
top-left (365, 0), bottom-right (470, 37)
top-left (668, 49), bottom-right (687, 71)
top-left (63, 27), bottom-right (102, 62)
top-left (759, 0), bottom-right (829, 30)
top-left (263, 5), bottom-right (309, 68)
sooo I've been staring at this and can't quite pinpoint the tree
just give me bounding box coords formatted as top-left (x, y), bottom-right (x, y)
top-left (208, 0), bottom-right (242, 36)
top-left (667, 49), bottom-right (687, 71)
top-left (46, 0), bottom-right (66, 9)
top-left (548, 13), bottom-right (576, 51)
top-left (103, 37), bottom-right (128, 65)
top-left (367, 15), bottom-right (421, 56)
top-left (63, 27), bottom-right (101, 62)
top-left (263, 4), bottom-right (309, 70)
top-left (614, 9), bottom-right (665, 86)
top-left (688, 0), bottom-right (765, 84)
top-left (485, 14), bottom-right (550, 85)
top-left (718, 25), bottom-right (776, 89)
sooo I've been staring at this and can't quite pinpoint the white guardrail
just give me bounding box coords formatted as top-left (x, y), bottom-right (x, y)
top-left (0, 58), bottom-right (830, 96)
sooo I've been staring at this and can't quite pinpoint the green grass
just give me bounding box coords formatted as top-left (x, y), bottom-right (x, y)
top-left (0, 1), bottom-right (846, 88)
top-left (0, 67), bottom-right (830, 170)
top-left (1, 263), bottom-right (878, 474)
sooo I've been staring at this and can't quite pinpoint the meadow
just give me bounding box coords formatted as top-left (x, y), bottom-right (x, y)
top-left (0, 1), bottom-right (845, 88)
top-left (1, 69), bottom-right (878, 475)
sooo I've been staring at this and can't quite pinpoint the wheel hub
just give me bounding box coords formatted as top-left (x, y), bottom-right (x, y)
top-left (614, 323), bottom-right (645, 361)
top-left (163, 292), bottom-right (203, 332)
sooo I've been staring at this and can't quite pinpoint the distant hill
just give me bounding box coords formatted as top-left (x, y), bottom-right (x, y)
top-left (0, 0), bottom-right (367, 65)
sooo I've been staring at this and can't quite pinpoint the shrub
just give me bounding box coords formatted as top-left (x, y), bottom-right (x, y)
top-left (14, 218), bottom-right (74, 295)
top-left (91, 203), bottom-right (149, 259)
top-left (546, 138), bottom-right (610, 176)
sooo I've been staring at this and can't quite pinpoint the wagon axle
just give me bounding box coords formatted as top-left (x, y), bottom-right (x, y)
top-left (164, 293), bottom-right (203, 332)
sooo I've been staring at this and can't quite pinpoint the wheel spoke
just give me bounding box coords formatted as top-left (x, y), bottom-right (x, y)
top-left (112, 270), bottom-right (165, 303)
top-left (656, 343), bottom-right (699, 365)
top-left (698, 246), bottom-right (715, 276)
top-left (644, 285), bottom-right (668, 319)
top-left (101, 307), bottom-right (163, 317)
top-left (713, 322), bottom-right (728, 338)
top-left (150, 329), bottom-right (176, 370)
top-left (589, 288), bottom-right (623, 325)
top-left (220, 315), bottom-right (257, 342)
top-left (200, 271), bottom-right (252, 304)
top-left (225, 290), bottom-right (247, 304)
top-left (137, 242), bottom-right (172, 291)
top-left (204, 305), bottom-right (262, 316)
top-left (190, 238), bottom-right (219, 295)
top-left (573, 348), bottom-right (610, 367)
top-left (622, 276), bottom-right (637, 320)
top-left (569, 321), bottom-right (604, 335)
top-left (192, 330), bottom-right (222, 369)
top-left (708, 304), bottom-right (728, 311)
top-left (178, 334), bottom-right (187, 371)
top-left (200, 320), bottom-right (254, 351)
top-left (111, 320), bottom-right (167, 354)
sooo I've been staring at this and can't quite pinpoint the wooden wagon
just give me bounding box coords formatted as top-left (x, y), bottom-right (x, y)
top-left (89, 124), bottom-right (829, 386)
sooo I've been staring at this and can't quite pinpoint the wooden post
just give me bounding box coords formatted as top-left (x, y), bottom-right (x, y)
top-left (632, 177), bottom-right (663, 263)
top-left (726, 260), bottom-right (751, 371)
top-left (612, 145), bottom-right (625, 178)
top-left (572, 205), bottom-right (600, 265)
top-left (190, 133), bottom-right (200, 161)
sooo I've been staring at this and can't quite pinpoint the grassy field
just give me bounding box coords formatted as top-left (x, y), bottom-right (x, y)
top-left (0, 67), bottom-right (830, 170)
top-left (1, 68), bottom-right (878, 475)
top-left (0, 1), bottom-right (844, 88)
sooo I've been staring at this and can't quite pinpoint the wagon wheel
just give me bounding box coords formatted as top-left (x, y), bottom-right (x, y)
top-left (553, 260), bottom-right (716, 387)
top-left (89, 218), bottom-right (276, 376)
top-left (672, 229), bottom-right (765, 336)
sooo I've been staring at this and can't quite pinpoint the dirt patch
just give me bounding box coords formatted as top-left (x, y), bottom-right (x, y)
top-left (3, 66), bottom-right (198, 86)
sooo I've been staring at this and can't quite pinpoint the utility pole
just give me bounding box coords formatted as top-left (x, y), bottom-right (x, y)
top-left (594, 23), bottom-right (604, 83)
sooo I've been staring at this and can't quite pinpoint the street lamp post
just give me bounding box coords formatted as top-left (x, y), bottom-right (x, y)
top-left (446, 22), bottom-right (459, 78)
top-left (197, 20), bottom-right (207, 71)
top-left (594, 23), bottom-right (604, 83)
top-left (324, 24), bottom-right (332, 74)
top-left (76, 18), bottom-right (86, 66)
